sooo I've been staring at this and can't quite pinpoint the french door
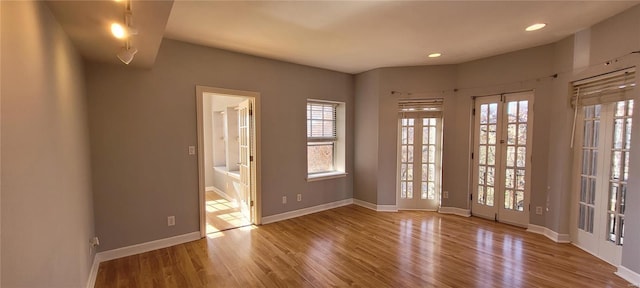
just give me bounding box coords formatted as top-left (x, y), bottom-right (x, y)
top-left (471, 92), bottom-right (533, 227)
top-left (572, 100), bottom-right (633, 265)
top-left (397, 113), bottom-right (442, 210)
top-left (238, 99), bottom-right (255, 222)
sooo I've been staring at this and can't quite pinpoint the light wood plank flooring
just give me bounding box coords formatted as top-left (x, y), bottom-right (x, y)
top-left (205, 191), bottom-right (251, 233)
top-left (96, 205), bottom-right (631, 287)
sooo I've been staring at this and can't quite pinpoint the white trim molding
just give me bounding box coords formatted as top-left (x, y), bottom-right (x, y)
top-left (86, 256), bottom-right (100, 288)
top-left (615, 265), bottom-right (640, 287)
top-left (353, 199), bottom-right (398, 212)
top-left (262, 198), bottom-right (354, 224)
top-left (86, 232), bottom-right (201, 287)
top-left (616, 266), bottom-right (640, 287)
top-left (306, 172), bottom-right (348, 182)
top-left (96, 232), bottom-right (201, 262)
top-left (208, 186), bottom-right (234, 203)
top-left (526, 224), bottom-right (571, 243)
top-left (438, 207), bottom-right (471, 217)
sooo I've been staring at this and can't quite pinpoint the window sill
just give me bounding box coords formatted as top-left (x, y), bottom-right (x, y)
top-left (306, 171), bottom-right (348, 182)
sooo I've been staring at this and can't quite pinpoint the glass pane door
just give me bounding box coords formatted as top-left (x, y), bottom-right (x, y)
top-left (472, 92), bottom-right (533, 227)
top-left (238, 99), bottom-right (252, 222)
top-left (606, 100), bottom-right (632, 245)
top-left (573, 99), bottom-right (633, 266)
top-left (422, 118), bottom-right (439, 201)
top-left (477, 101), bottom-right (499, 208)
top-left (578, 105), bottom-right (600, 234)
top-left (398, 114), bottom-right (441, 210)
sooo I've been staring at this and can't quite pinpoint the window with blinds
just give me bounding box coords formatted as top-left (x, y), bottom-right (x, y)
top-left (307, 102), bottom-right (337, 141)
top-left (398, 98), bottom-right (444, 117)
top-left (571, 67), bottom-right (636, 107)
top-left (307, 101), bottom-right (338, 174)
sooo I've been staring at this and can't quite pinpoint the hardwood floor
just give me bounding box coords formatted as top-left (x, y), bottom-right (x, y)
top-left (205, 191), bottom-right (251, 233)
top-left (95, 205), bottom-right (631, 287)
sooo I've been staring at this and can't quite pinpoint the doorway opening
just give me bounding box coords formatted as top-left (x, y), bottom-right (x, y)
top-left (196, 86), bottom-right (260, 237)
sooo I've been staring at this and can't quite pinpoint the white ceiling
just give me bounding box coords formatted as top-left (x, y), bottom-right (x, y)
top-left (164, 1), bottom-right (639, 74)
top-left (47, 1), bottom-right (639, 73)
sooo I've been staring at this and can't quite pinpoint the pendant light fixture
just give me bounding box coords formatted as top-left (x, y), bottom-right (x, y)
top-left (117, 42), bottom-right (138, 64)
top-left (112, 0), bottom-right (138, 65)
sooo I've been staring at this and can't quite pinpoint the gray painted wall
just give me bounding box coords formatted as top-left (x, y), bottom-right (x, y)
top-left (86, 39), bottom-right (354, 251)
top-left (354, 70), bottom-right (380, 204)
top-left (544, 36), bottom-right (575, 234)
top-left (1, 1), bottom-right (95, 287)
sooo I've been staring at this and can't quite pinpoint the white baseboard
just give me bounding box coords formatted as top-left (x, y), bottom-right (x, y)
top-left (86, 231), bottom-right (201, 287)
top-left (207, 186), bottom-right (234, 202)
top-left (526, 224), bottom-right (571, 243)
top-left (377, 204), bottom-right (398, 212)
top-left (616, 265), bottom-right (640, 287)
top-left (262, 198), bottom-right (354, 224)
top-left (353, 199), bottom-right (376, 210)
top-left (96, 232), bottom-right (201, 262)
top-left (438, 206), bottom-right (471, 217)
top-left (352, 199), bottom-right (398, 212)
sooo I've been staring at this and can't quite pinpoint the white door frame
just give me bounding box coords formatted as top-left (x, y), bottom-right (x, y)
top-left (196, 85), bottom-right (262, 238)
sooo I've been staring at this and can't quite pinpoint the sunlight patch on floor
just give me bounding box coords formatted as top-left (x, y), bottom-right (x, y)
top-left (206, 198), bottom-right (239, 213)
top-left (205, 192), bottom-right (251, 234)
top-left (239, 225), bottom-right (257, 231)
top-left (206, 230), bottom-right (225, 239)
top-left (217, 211), bottom-right (250, 227)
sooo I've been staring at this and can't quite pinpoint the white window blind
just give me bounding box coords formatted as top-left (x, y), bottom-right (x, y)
top-left (398, 98), bottom-right (444, 117)
top-left (307, 102), bottom-right (337, 141)
top-left (572, 67), bottom-right (636, 107)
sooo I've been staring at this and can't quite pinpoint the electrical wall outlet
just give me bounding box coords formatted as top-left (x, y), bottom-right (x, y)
top-left (168, 216), bottom-right (175, 226)
top-left (443, 191), bottom-right (449, 199)
top-left (536, 206), bottom-right (543, 215)
top-left (188, 146), bottom-right (196, 155)
top-left (282, 196), bottom-right (287, 204)
top-left (297, 194), bottom-right (302, 201)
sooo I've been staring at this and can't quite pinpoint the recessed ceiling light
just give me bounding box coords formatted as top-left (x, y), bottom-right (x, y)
top-left (111, 23), bottom-right (126, 39)
top-left (428, 53), bottom-right (442, 58)
top-left (525, 23), bottom-right (546, 32)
